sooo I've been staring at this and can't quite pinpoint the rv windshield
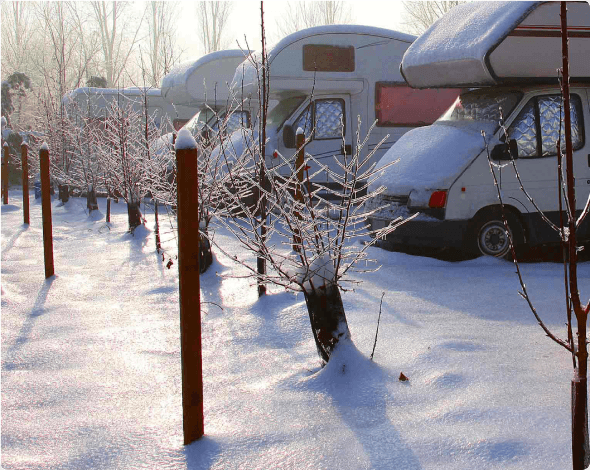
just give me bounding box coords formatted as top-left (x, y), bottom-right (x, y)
top-left (437, 89), bottom-right (522, 131)
top-left (184, 109), bottom-right (216, 136)
top-left (267, 96), bottom-right (306, 130)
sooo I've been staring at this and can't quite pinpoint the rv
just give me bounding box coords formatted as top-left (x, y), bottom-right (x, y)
top-left (161, 49), bottom-right (251, 139)
top-left (367, 1), bottom-right (590, 258)
top-left (63, 87), bottom-right (194, 133)
top-left (215, 25), bottom-right (458, 192)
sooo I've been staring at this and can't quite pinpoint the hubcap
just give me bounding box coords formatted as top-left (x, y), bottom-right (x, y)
top-left (478, 221), bottom-right (510, 257)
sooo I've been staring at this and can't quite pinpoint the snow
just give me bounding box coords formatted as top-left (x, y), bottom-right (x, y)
top-left (174, 128), bottom-right (197, 150)
top-left (40, 141), bottom-right (49, 151)
top-left (2, 188), bottom-right (589, 469)
top-left (401, 1), bottom-right (541, 88)
top-left (369, 121), bottom-right (497, 196)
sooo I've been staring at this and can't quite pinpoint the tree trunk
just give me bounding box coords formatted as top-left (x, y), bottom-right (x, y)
top-left (572, 375), bottom-right (590, 469)
top-left (127, 201), bottom-right (142, 231)
top-left (199, 231), bottom-right (213, 274)
top-left (58, 183), bottom-right (69, 203)
top-left (87, 188), bottom-right (98, 212)
top-left (303, 284), bottom-right (350, 363)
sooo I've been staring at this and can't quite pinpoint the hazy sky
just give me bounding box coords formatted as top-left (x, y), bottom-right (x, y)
top-left (177, 1), bottom-right (408, 60)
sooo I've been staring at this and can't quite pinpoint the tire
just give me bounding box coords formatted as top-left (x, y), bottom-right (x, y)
top-left (472, 211), bottom-right (525, 260)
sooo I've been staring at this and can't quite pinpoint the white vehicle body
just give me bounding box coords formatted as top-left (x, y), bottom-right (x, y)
top-left (63, 87), bottom-right (194, 133)
top-left (368, 1), bottom-right (590, 256)
top-left (221, 25), bottom-right (458, 191)
top-left (161, 49), bottom-right (252, 136)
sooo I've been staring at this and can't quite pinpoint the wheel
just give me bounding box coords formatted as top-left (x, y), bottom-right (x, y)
top-left (472, 211), bottom-right (525, 260)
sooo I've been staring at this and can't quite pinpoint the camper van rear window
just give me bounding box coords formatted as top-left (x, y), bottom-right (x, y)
top-left (303, 45), bottom-right (355, 72)
top-left (375, 83), bottom-right (460, 127)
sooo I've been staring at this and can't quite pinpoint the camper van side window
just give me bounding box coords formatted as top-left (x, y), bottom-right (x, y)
top-left (303, 45), bottom-right (354, 72)
top-left (315, 99), bottom-right (344, 140)
top-left (539, 95), bottom-right (584, 157)
top-left (510, 94), bottom-right (584, 159)
top-left (375, 83), bottom-right (460, 127)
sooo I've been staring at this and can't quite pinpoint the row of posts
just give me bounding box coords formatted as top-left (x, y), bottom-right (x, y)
top-left (2, 137), bottom-right (205, 446)
top-left (2, 143), bottom-right (53, 278)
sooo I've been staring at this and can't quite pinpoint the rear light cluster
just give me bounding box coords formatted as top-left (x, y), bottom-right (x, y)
top-left (428, 190), bottom-right (447, 208)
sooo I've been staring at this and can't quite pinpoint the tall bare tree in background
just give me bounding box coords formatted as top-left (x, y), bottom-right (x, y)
top-left (0, 1), bottom-right (36, 74)
top-left (275, 1), bottom-right (352, 38)
top-left (90, 1), bottom-right (144, 87)
top-left (142, 1), bottom-right (182, 88)
top-left (402, 1), bottom-right (462, 34)
top-left (195, 1), bottom-right (234, 54)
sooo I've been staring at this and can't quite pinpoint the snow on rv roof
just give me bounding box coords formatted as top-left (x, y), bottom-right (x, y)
top-left (401, 1), bottom-right (543, 88)
top-left (232, 24), bottom-right (416, 93)
top-left (160, 50), bottom-right (249, 107)
top-left (161, 50), bottom-right (247, 89)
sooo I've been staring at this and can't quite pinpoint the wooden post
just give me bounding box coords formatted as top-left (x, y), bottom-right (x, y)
top-left (2, 143), bottom-right (9, 205)
top-left (175, 130), bottom-right (204, 444)
top-left (293, 129), bottom-right (305, 252)
top-left (40, 144), bottom-right (54, 278)
top-left (21, 143), bottom-right (30, 225)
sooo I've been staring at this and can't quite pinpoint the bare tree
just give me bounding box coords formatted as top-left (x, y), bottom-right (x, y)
top-left (0, 1), bottom-right (37, 74)
top-left (275, 1), bottom-right (352, 39)
top-left (195, 1), bottom-right (234, 54)
top-left (142, 1), bottom-right (182, 88)
top-left (401, 1), bottom-right (462, 35)
top-left (89, 1), bottom-right (144, 87)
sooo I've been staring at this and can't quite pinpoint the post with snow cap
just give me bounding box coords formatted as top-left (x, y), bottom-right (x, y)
top-left (2, 143), bottom-right (9, 205)
top-left (21, 143), bottom-right (30, 225)
top-left (175, 128), bottom-right (204, 444)
top-left (40, 143), bottom-right (54, 278)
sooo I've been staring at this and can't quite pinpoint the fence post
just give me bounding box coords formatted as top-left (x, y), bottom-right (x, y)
top-left (40, 144), bottom-right (54, 278)
top-left (21, 143), bottom-right (30, 225)
top-left (293, 129), bottom-right (305, 252)
top-left (2, 143), bottom-right (9, 205)
top-left (175, 129), bottom-right (204, 444)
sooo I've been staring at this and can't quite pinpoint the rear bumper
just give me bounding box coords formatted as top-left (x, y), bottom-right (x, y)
top-left (368, 216), bottom-right (469, 250)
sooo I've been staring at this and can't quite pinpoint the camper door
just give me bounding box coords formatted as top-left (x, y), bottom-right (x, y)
top-left (283, 94), bottom-right (352, 184)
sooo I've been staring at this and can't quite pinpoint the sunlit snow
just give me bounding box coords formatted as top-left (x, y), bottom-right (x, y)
top-left (2, 189), bottom-right (588, 469)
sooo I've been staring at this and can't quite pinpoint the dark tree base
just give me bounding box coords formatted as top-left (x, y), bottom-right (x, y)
top-left (199, 233), bottom-right (213, 274)
top-left (87, 189), bottom-right (98, 212)
top-left (303, 284), bottom-right (350, 363)
top-left (127, 201), bottom-right (143, 231)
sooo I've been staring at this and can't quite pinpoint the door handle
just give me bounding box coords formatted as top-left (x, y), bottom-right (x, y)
top-left (341, 144), bottom-right (352, 155)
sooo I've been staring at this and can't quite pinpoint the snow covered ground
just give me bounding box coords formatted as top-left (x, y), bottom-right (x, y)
top-left (2, 189), bottom-right (589, 469)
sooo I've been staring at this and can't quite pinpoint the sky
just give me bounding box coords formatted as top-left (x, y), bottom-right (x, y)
top-left (176, 1), bottom-right (408, 60)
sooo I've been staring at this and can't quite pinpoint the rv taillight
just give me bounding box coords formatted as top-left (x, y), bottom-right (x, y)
top-left (428, 190), bottom-right (447, 208)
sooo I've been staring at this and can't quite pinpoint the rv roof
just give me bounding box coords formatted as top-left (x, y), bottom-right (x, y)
top-left (232, 25), bottom-right (416, 95)
top-left (161, 50), bottom-right (248, 89)
top-left (268, 24), bottom-right (415, 60)
top-left (401, 1), bottom-right (590, 88)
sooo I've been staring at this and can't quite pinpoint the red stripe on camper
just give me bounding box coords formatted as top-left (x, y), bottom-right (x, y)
top-left (511, 25), bottom-right (590, 38)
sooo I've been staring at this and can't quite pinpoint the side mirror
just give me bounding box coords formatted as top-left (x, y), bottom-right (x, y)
top-left (283, 124), bottom-right (295, 149)
top-left (491, 139), bottom-right (518, 161)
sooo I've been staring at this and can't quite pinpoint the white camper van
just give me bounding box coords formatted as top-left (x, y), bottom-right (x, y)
top-left (367, 1), bottom-right (590, 258)
top-left (63, 87), bottom-right (194, 133)
top-left (161, 50), bottom-right (251, 139)
top-left (220, 25), bottom-right (459, 194)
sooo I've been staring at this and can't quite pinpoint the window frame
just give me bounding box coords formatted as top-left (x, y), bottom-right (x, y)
top-left (292, 98), bottom-right (346, 141)
top-left (509, 93), bottom-right (585, 159)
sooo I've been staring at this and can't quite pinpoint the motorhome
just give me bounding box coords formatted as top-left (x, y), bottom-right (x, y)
top-left (217, 25), bottom-right (459, 193)
top-left (367, 1), bottom-right (590, 258)
top-left (161, 49), bottom-right (251, 139)
top-left (63, 86), bottom-right (195, 133)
